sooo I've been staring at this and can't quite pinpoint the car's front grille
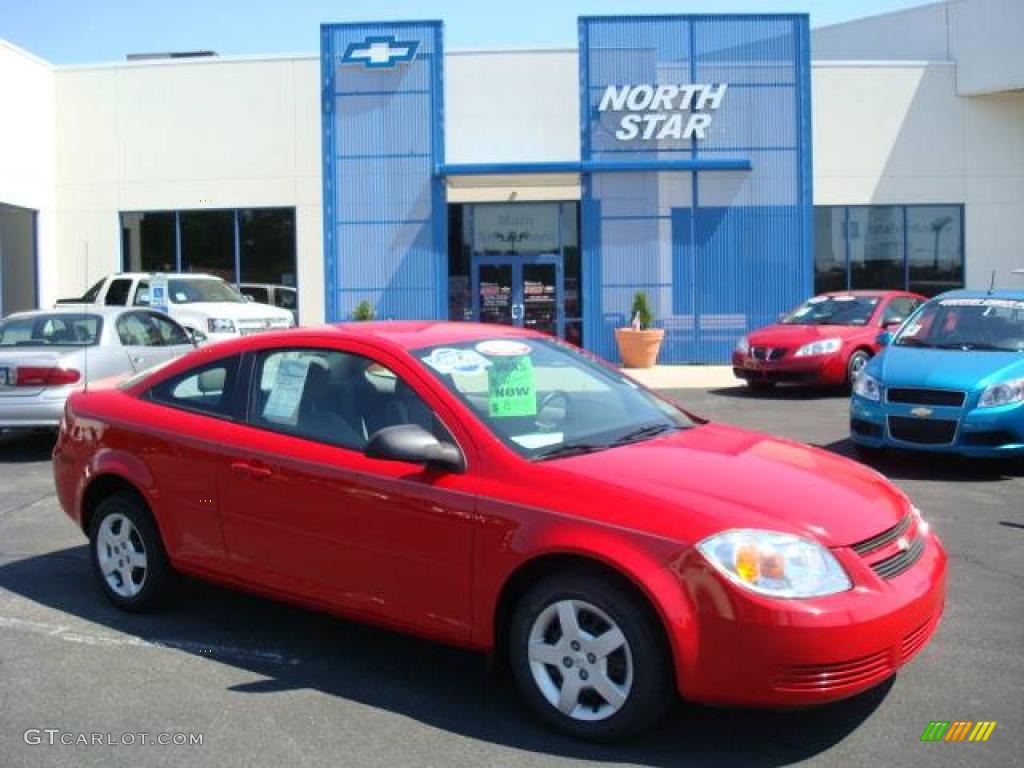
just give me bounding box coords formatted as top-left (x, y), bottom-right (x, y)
top-left (851, 514), bottom-right (911, 555)
top-left (901, 616), bottom-right (937, 663)
top-left (237, 319), bottom-right (289, 336)
top-left (888, 416), bottom-right (958, 445)
top-left (750, 346), bottom-right (786, 361)
top-left (772, 650), bottom-right (892, 692)
top-left (871, 536), bottom-right (926, 579)
top-left (887, 388), bottom-right (965, 407)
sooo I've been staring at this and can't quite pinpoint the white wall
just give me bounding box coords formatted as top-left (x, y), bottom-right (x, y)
top-left (948, 0), bottom-right (1024, 94)
top-left (813, 60), bottom-right (1024, 286)
top-left (0, 40), bottom-right (54, 309)
top-left (53, 55), bottom-right (325, 320)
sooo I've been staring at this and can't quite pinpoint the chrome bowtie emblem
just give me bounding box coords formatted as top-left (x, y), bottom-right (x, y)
top-left (896, 536), bottom-right (910, 552)
top-left (341, 36), bottom-right (420, 69)
top-left (910, 407), bottom-right (933, 418)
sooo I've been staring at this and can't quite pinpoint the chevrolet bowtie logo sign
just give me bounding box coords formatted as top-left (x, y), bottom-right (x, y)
top-left (910, 407), bottom-right (934, 418)
top-left (341, 36), bottom-right (420, 68)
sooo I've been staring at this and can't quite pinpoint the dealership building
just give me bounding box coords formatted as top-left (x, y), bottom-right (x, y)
top-left (0, 0), bottom-right (1021, 362)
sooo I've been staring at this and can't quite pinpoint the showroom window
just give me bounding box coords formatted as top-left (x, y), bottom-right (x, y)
top-left (814, 205), bottom-right (964, 297)
top-left (120, 208), bottom-right (297, 313)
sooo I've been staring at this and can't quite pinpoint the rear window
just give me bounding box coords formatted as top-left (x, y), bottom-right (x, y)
top-left (0, 314), bottom-right (102, 347)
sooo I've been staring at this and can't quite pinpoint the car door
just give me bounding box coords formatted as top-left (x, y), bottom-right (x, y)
top-left (213, 341), bottom-right (478, 642)
top-left (114, 311), bottom-right (179, 372)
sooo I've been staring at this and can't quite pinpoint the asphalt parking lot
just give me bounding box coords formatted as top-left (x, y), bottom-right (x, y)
top-left (0, 385), bottom-right (1021, 768)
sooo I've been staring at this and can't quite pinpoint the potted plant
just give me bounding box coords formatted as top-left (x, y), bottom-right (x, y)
top-left (614, 290), bottom-right (665, 368)
top-left (352, 300), bottom-right (375, 321)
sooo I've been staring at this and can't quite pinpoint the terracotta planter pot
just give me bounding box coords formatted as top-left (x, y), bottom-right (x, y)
top-left (614, 327), bottom-right (665, 368)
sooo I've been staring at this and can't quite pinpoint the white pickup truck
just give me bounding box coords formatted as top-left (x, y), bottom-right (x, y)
top-left (57, 273), bottom-right (295, 344)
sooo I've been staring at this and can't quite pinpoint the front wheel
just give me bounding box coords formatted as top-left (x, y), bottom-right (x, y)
top-left (89, 491), bottom-right (177, 611)
top-left (846, 350), bottom-right (872, 386)
top-left (509, 570), bottom-right (674, 742)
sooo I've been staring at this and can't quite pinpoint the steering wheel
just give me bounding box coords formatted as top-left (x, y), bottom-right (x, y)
top-left (536, 390), bottom-right (570, 432)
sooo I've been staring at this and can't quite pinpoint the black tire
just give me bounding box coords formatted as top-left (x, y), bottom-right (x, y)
top-left (509, 569), bottom-right (675, 742)
top-left (746, 379), bottom-right (775, 392)
top-left (88, 491), bottom-right (177, 611)
top-left (846, 349), bottom-right (872, 387)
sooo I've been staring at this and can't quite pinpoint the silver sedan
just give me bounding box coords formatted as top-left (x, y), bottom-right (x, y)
top-left (0, 306), bottom-right (195, 430)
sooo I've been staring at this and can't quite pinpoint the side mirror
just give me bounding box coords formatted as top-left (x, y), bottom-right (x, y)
top-left (876, 331), bottom-right (893, 347)
top-left (186, 327), bottom-right (207, 346)
top-left (365, 424), bottom-right (464, 473)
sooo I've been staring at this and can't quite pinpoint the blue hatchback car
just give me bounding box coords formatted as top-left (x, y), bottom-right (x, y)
top-left (850, 290), bottom-right (1024, 457)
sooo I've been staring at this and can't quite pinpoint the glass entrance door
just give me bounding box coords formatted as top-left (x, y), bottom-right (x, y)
top-left (472, 255), bottom-right (563, 337)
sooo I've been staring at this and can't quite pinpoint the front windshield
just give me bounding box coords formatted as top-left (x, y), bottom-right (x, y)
top-left (415, 338), bottom-right (693, 459)
top-left (894, 297), bottom-right (1024, 352)
top-left (0, 314), bottom-right (102, 347)
top-left (168, 278), bottom-right (244, 304)
top-left (782, 295), bottom-right (879, 326)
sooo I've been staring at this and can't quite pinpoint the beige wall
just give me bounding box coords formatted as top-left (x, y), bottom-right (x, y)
top-left (53, 55), bottom-right (324, 320)
top-left (0, 41), bottom-right (54, 306)
top-left (813, 60), bottom-right (1024, 286)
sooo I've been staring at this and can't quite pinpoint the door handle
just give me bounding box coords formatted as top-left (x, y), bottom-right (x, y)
top-left (230, 461), bottom-right (273, 480)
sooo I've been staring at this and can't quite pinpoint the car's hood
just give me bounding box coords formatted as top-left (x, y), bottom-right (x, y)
top-left (545, 424), bottom-right (907, 548)
top-left (171, 301), bottom-right (292, 321)
top-left (747, 323), bottom-right (870, 347)
top-left (873, 347), bottom-right (1024, 389)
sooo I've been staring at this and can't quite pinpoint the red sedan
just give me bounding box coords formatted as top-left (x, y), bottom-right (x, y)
top-left (53, 322), bottom-right (945, 740)
top-left (733, 291), bottom-right (926, 390)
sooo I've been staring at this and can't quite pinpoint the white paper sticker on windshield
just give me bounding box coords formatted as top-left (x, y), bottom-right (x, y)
top-left (511, 433), bottom-right (564, 449)
top-left (902, 323), bottom-right (922, 336)
top-left (475, 340), bottom-right (532, 357)
top-left (940, 298), bottom-right (1024, 309)
top-left (421, 348), bottom-right (492, 375)
top-left (262, 358), bottom-right (311, 425)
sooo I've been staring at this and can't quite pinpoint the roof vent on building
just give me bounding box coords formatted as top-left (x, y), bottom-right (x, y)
top-left (126, 50), bottom-right (218, 61)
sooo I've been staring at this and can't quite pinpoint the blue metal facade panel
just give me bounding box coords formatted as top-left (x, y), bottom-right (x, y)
top-left (580, 15), bottom-right (812, 363)
top-left (321, 21), bottom-right (445, 322)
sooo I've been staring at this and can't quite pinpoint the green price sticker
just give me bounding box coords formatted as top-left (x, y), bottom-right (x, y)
top-left (488, 355), bottom-right (537, 418)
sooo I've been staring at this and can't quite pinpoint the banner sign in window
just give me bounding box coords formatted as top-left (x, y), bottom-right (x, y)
top-left (487, 355), bottom-right (537, 418)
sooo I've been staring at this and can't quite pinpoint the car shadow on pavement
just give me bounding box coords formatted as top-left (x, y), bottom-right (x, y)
top-left (0, 546), bottom-right (891, 767)
top-left (0, 430), bottom-right (56, 463)
top-left (708, 385), bottom-right (848, 402)
top-left (819, 437), bottom-right (1024, 482)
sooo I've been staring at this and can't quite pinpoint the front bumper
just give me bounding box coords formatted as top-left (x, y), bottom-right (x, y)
top-left (732, 352), bottom-right (847, 386)
top-left (676, 528), bottom-right (946, 707)
top-left (850, 393), bottom-right (1024, 457)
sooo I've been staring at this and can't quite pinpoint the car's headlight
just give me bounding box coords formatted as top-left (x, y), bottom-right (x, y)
top-left (794, 337), bottom-right (842, 357)
top-left (853, 372), bottom-right (881, 401)
top-left (207, 318), bottom-right (236, 333)
top-left (978, 378), bottom-right (1024, 408)
top-left (735, 335), bottom-right (749, 355)
top-left (697, 529), bottom-right (851, 598)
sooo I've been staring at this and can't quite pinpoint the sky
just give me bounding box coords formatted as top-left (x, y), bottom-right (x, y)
top-left (0, 0), bottom-right (935, 64)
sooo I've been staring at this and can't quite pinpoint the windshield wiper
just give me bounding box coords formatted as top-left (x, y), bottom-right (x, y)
top-left (610, 422), bottom-right (678, 447)
top-left (532, 442), bottom-right (609, 461)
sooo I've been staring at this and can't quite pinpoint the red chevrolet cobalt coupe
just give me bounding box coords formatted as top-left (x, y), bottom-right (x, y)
top-left (53, 323), bottom-right (945, 740)
top-left (733, 291), bottom-right (925, 390)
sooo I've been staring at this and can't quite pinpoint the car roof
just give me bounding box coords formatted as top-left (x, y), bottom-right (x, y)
top-left (932, 289), bottom-right (1024, 301)
top-left (5, 306), bottom-right (164, 320)
top-left (819, 290), bottom-right (914, 298)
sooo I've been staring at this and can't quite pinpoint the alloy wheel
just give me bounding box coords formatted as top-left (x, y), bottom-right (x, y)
top-left (96, 513), bottom-right (148, 598)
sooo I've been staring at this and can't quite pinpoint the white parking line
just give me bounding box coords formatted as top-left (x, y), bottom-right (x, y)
top-left (0, 615), bottom-right (301, 666)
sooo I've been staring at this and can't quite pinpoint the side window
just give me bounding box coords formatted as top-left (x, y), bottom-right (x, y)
top-left (881, 298), bottom-right (911, 326)
top-left (147, 357), bottom-right (241, 418)
top-left (241, 286), bottom-right (269, 303)
top-left (105, 279), bottom-right (133, 306)
top-left (249, 348), bottom-right (449, 450)
top-left (147, 313), bottom-right (190, 346)
top-left (133, 281), bottom-right (151, 306)
top-left (116, 313), bottom-right (160, 347)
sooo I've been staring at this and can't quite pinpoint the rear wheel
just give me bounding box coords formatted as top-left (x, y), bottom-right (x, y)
top-left (89, 491), bottom-right (177, 611)
top-left (509, 570), bottom-right (674, 742)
